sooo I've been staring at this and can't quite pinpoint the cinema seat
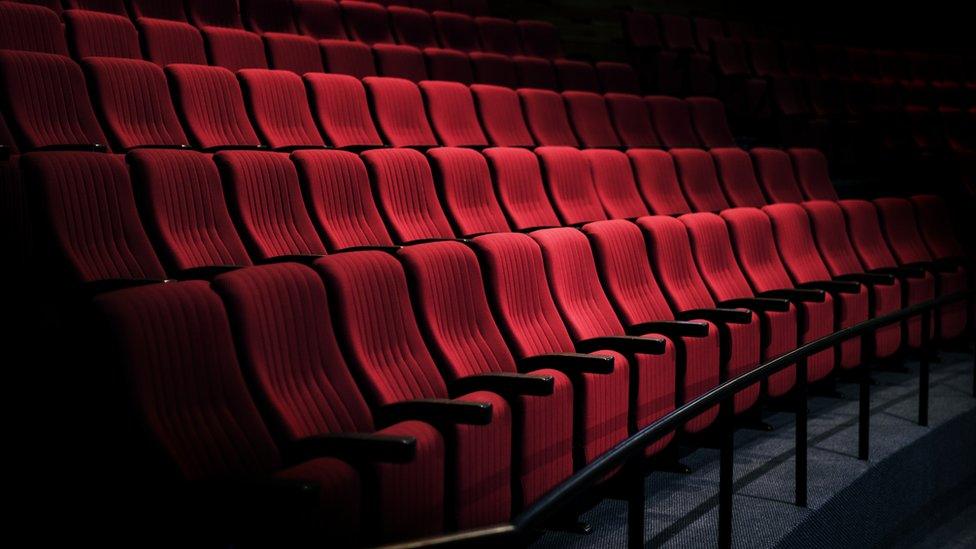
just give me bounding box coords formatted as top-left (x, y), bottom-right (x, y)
top-left (710, 147), bottom-right (768, 208)
top-left (364, 77), bottom-right (439, 148)
top-left (471, 85), bottom-right (535, 147)
top-left (469, 52), bottom-right (519, 88)
top-left (519, 89), bottom-right (580, 147)
top-left (343, 0), bottom-right (396, 45)
top-left (554, 59), bottom-right (600, 92)
top-left (482, 147), bottom-right (561, 230)
top-left (514, 55), bottom-right (558, 90)
top-left (605, 93), bottom-right (661, 148)
top-left (0, 1), bottom-right (70, 55)
top-left (563, 91), bottom-right (623, 149)
top-left (670, 148), bottom-right (732, 213)
top-left (433, 10), bottom-right (481, 52)
top-left (750, 148), bottom-right (807, 203)
top-left (373, 43), bottom-right (429, 82)
top-left (64, 0), bottom-right (127, 14)
top-left (426, 147), bottom-right (510, 235)
top-left (167, 64), bottom-right (263, 150)
top-left (787, 148), bottom-right (841, 201)
top-left (596, 61), bottom-right (641, 94)
top-left (320, 39), bottom-right (377, 77)
top-left (686, 97), bottom-right (737, 148)
top-left (237, 70), bottom-right (326, 150)
top-left (64, 10), bottom-right (142, 60)
top-left (475, 16), bottom-right (523, 56)
top-left (130, 0), bottom-right (186, 21)
top-left (419, 81), bottom-right (490, 148)
top-left (137, 18), bottom-right (209, 66)
top-left (584, 149), bottom-right (650, 219)
top-left (424, 48), bottom-right (475, 83)
top-left (628, 149), bottom-right (693, 215)
top-left (536, 146), bottom-right (607, 225)
top-left (294, 0), bottom-right (348, 40)
top-left (646, 96), bottom-right (701, 148)
top-left (389, 6), bottom-right (438, 48)
top-left (517, 20), bottom-right (563, 59)
top-left (304, 73), bottom-right (384, 149)
top-left (263, 34), bottom-right (325, 75)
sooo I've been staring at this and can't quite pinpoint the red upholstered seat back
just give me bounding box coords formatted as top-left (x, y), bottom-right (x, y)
top-left (637, 215), bottom-right (718, 311)
top-left (679, 212), bottom-right (757, 301)
top-left (627, 149), bottom-right (692, 215)
top-left (721, 207), bottom-right (796, 292)
top-left (166, 64), bottom-right (261, 149)
top-left (483, 147), bottom-right (560, 230)
top-left (362, 148), bottom-right (455, 242)
top-left (427, 147), bottom-right (510, 236)
top-left (536, 146), bottom-right (607, 225)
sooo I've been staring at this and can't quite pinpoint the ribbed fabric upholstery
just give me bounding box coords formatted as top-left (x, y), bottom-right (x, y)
top-left (389, 6), bottom-right (438, 47)
top-left (320, 39), bottom-right (377, 78)
top-left (238, 69), bottom-right (325, 149)
top-left (628, 149), bottom-right (692, 215)
top-left (424, 48), bottom-right (475, 84)
top-left (137, 18), bottom-right (209, 66)
top-left (242, 0), bottom-right (297, 33)
top-left (167, 64), bottom-right (261, 149)
top-left (676, 212), bottom-right (793, 399)
top-left (305, 73), bottom-right (383, 148)
top-left (130, 0), bottom-right (187, 21)
top-left (213, 263), bottom-right (446, 540)
top-left (554, 59), bottom-right (599, 92)
top-left (471, 84), bottom-right (534, 147)
top-left (64, 10), bottom-right (142, 59)
top-left (315, 251), bottom-right (512, 529)
top-left (531, 228), bottom-right (689, 437)
top-left (710, 147), bottom-right (767, 208)
top-left (474, 17), bottom-right (522, 55)
top-left (400, 242), bottom-right (574, 507)
top-left (563, 91), bottom-right (622, 149)
top-left (0, 51), bottom-right (109, 151)
top-left (291, 149), bottom-right (395, 250)
top-left (750, 148), bottom-right (806, 203)
top-left (721, 207), bottom-right (835, 382)
top-left (188, 0), bottom-right (243, 28)
top-left (911, 195), bottom-right (966, 259)
top-left (584, 149), bottom-right (649, 219)
top-left (472, 232), bottom-right (629, 464)
top-left (263, 34), bottom-right (325, 75)
top-left (214, 151), bottom-right (327, 259)
top-left (427, 147), bottom-right (509, 236)
top-left (517, 20), bottom-right (562, 59)
top-left (361, 148), bottom-right (454, 242)
top-left (63, 0), bottom-right (126, 14)
top-left (420, 81), bottom-right (488, 147)
top-left (875, 198), bottom-right (968, 340)
top-left (765, 204), bottom-right (867, 368)
top-left (373, 44), bottom-right (428, 82)
top-left (364, 77), bottom-right (438, 147)
top-left (469, 52), bottom-right (519, 88)
top-left (202, 27), bottom-right (269, 71)
top-left (803, 200), bottom-right (901, 356)
top-left (686, 97), bottom-right (736, 148)
top-left (93, 281), bottom-right (363, 541)
top-left (432, 10), bottom-right (480, 52)
top-left (0, 2), bottom-right (70, 55)
top-left (343, 1), bottom-right (395, 44)
top-left (22, 152), bottom-right (166, 283)
top-left (128, 149), bottom-right (252, 272)
top-left (596, 62), bottom-right (640, 94)
top-left (483, 147), bottom-right (560, 230)
top-left (671, 148), bottom-right (731, 212)
top-left (787, 148), bottom-right (840, 201)
top-left (83, 58), bottom-right (189, 150)
top-left (605, 93), bottom-right (660, 148)
top-left (294, 0), bottom-right (347, 39)
top-left (646, 96), bottom-right (701, 148)
top-left (518, 89), bottom-right (579, 147)
top-left (536, 146), bottom-right (607, 225)
top-left (514, 56), bottom-right (558, 90)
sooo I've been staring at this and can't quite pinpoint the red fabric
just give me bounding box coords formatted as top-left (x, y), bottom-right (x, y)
top-left (471, 84), bottom-right (534, 147)
top-left (66, 0), bottom-right (127, 13)
top-left (555, 59), bottom-right (599, 92)
top-left (433, 10), bottom-right (480, 52)
top-left (341, 1), bottom-right (395, 44)
top-left (659, 13), bottom-right (695, 51)
top-left (361, 148), bottom-right (454, 242)
top-left (750, 148), bottom-right (806, 203)
top-left (242, 0), bottom-right (297, 33)
top-left (0, 2), bottom-right (69, 55)
top-left (294, 0), bottom-right (347, 40)
top-left (238, 69), bottom-right (325, 149)
top-left (320, 39), bottom-right (377, 78)
top-left (563, 91), bottom-right (622, 149)
top-left (605, 93), bottom-right (660, 148)
top-left (305, 73), bottom-right (383, 148)
top-left (670, 148), bottom-right (731, 212)
top-left (710, 147), bottom-right (767, 208)
top-left (536, 146), bottom-right (607, 225)
top-left (787, 148), bottom-right (839, 201)
top-left (482, 147), bottom-right (560, 230)
top-left (264, 34), bottom-right (324, 75)
top-left (910, 195), bottom-right (966, 259)
top-left (424, 48), bottom-right (474, 84)
top-left (188, 0), bottom-right (243, 28)
top-left (138, 18), bottom-right (208, 67)
top-left (517, 20), bottom-right (563, 59)
top-left (514, 55), bottom-right (558, 90)
top-left (519, 89), bottom-right (579, 147)
top-left (420, 81), bottom-right (489, 147)
top-left (686, 97), bottom-right (736, 148)
top-left (475, 16), bottom-right (522, 56)
top-left (469, 52), bottom-right (519, 88)
top-left (130, 0), bottom-right (186, 21)
top-left (64, 10), bottom-right (142, 60)
top-left (646, 96), bottom-right (701, 148)
top-left (427, 147), bottom-right (509, 235)
top-left (373, 44), bottom-right (428, 82)
top-left (166, 64), bottom-right (261, 149)
top-left (584, 149), bottom-right (649, 219)
top-left (628, 149), bottom-right (692, 215)
top-left (202, 27), bottom-right (268, 71)
top-left (389, 6), bottom-right (438, 48)
top-left (364, 77), bottom-right (438, 147)
top-left (596, 62), bottom-right (640, 94)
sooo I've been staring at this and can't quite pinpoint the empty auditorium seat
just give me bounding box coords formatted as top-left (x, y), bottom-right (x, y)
top-left (128, 149), bottom-right (253, 275)
top-left (305, 73), bottom-right (384, 149)
top-left (361, 148), bottom-right (455, 241)
top-left (709, 148), bottom-right (767, 208)
top-left (64, 0), bottom-right (127, 14)
top-left (420, 81), bottom-right (489, 147)
top-left (469, 52), bottom-right (519, 88)
top-left (242, 0), bottom-right (297, 33)
top-left (475, 16), bottom-right (522, 56)
top-left (0, 51), bottom-right (109, 152)
top-left (518, 89), bottom-right (579, 147)
top-left (21, 152), bottom-right (167, 287)
top-left (389, 6), bottom-right (438, 48)
top-left (787, 148), bottom-right (840, 201)
top-left (294, 0), bottom-right (348, 40)
top-left (315, 250), bottom-right (512, 529)
top-left (750, 148), bottom-right (806, 203)
top-left (238, 69), bottom-right (326, 150)
top-left (291, 149), bottom-right (396, 250)
top-left (364, 77), bottom-right (438, 148)
top-left (129, 0), bottom-right (186, 21)
top-left (910, 195), bottom-right (968, 262)
top-left (373, 43), bottom-right (429, 82)
top-left (166, 64), bottom-right (262, 150)
top-left (536, 146), bottom-right (607, 225)
top-left (482, 147), bottom-right (560, 230)
top-left (426, 147), bottom-right (509, 235)
top-left (471, 85), bottom-right (535, 147)
top-left (604, 93), bottom-right (660, 148)
top-left (433, 10), bottom-right (481, 52)
top-left (82, 58), bottom-right (189, 151)
top-left (670, 149), bottom-right (730, 212)
top-left (188, 0), bottom-right (245, 28)
top-left (747, 39), bottom-right (787, 78)
top-left (595, 61), bottom-right (641, 94)
top-left (694, 17), bottom-right (725, 52)
top-left (513, 55), bottom-right (558, 90)
top-left (554, 59), bottom-right (600, 92)
top-left (202, 27), bottom-right (269, 71)
top-left (399, 241), bottom-right (574, 506)
top-left (320, 40), bottom-right (377, 77)
top-left (137, 18), bottom-right (209, 66)
top-left (263, 34), bottom-right (325, 75)
top-left (0, 1), bottom-right (69, 55)
top-left (646, 96), bottom-right (701, 148)
top-left (212, 152), bottom-right (323, 261)
top-left (562, 91), bottom-right (622, 149)
top-left (451, 0), bottom-right (488, 17)
top-left (658, 13), bottom-right (696, 51)
top-left (628, 149), bottom-right (692, 215)
top-left (424, 48), bottom-right (475, 84)
top-left (517, 20), bottom-right (563, 59)
top-left (584, 149), bottom-right (649, 219)
top-left (686, 97), bottom-right (737, 149)
top-left (472, 232), bottom-right (629, 464)
top-left (64, 10), bottom-right (142, 60)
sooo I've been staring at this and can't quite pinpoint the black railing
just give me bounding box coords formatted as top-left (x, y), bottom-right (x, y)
top-left (381, 290), bottom-right (975, 549)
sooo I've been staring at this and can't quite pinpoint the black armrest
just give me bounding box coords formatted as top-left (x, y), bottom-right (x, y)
top-left (575, 335), bottom-right (667, 355)
top-left (799, 280), bottom-right (862, 294)
top-left (177, 265), bottom-right (242, 280)
top-left (33, 143), bottom-right (109, 153)
top-left (518, 353), bottom-right (614, 375)
top-left (718, 297), bottom-right (791, 312)
top-left (376, 398), bottom-right (493, 427)
top-left (835, 272), bottom-right (896, 286)
top-left (83, 277), bottom-right (170, 294)
top-left (259, 254), bottom-right (324, 265)
top-left (203, 144), bottom-right (269, 152)
top-left (334, 245), bottom-right (403, 254)
top-left (759, 288), bottom-right (827, 303)
top-left (402, 237), bottom-right (472, 246)
top-left (449, 372), bottom-right (554, 398)
top-left (287, 433), bottom-right (416, 464)
top-left (625, 320), bottom-right (710, 338)
top-left (871, 266), bottom-right (927, 279)
top-left (678, 307), bottom-right (753, 324)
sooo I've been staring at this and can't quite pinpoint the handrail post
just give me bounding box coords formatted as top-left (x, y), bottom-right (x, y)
top-left (858, 363), bottom-right (870, 460)
top-left (795, 358), bottom-right (808, 507)
top-left (718, 397), bottom-right (734, 549)
top-left (919, 310), bottom-right (931, 427)
top-left (626, 456), bottom-right (645, 549)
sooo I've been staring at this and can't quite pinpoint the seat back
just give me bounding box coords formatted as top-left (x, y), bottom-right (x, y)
top-left (433, 10), bottom-right (481, 52)
top-left (389, 6), bottom-right (438, 48)
top-left (873, 198), bottom-right (933, 264)
top-left (64, 10), bottom-right (142, 59)
top-left (763, 203), bottom-right (833, 284)
top-left (679, 212), bottom-right (757, 301)
top-left (419, 81), bottom-right (489, 147)
top-left (537, 146), bottom-right (607, 225)
top-left (362, 148), bottom-right (455, 242)
top-left (563, 91), bottom-right (621, 149)
top-left (671, 148), bottom-right (730, 212)
top-left (517, 20), bottom-right (562, 59)
top-left (471, 84), bottom-right (534, 147)
top-left (475, 16), bottom-right (522, 56)
top-left (636, 215), bottom-right (718, 311)
top-left (910, 195), bottom-right (965, 259)
top-left (294, 0), bottom-right (347, 39)
top-left (364, 77), bottom-right (438, 147)
top-left (802, 200), bottom-right (869, 276)
top-left (710, 147), bottom-right (766, 207)
top-left (238, 69), bottom-right (325, 149)
top-left (427, 147), bottom-right (510, 236)
top-left (686, 97), bottom-right (736, 148)
top-left (628, 149), bottom-right (692, 215)
top-left (305, 73), bottom-right (384, 149)
top-left (483, 147), bottom-right (560, 230)
top-left (584, 149), bottom-right (649, 219)
top-left (519, 89), bottom-right (579, 147)
top-left (341, 0), bottom-right (395, 44)
top-left (137, 18), bottom-right (208, 66)
top-left (242, 0), bottom-right (297, 33)
top-left (838, 200), bottom-right (899, 270)
top-left (0, 1), bottom-right (70, 55)
top-left (605, 93), bottom-right (660, 148)
top-left (646, 96), bottom-right (700, 148)
top-left (720, 207), bottom-right (796, 292)
top-left (751, 147), bottom-right (806, 203)
top-left (188, 0), bottom-right (243, 28)
top-left (130, 0), bottom-right (186, 20)
top-left (166, 64), bottom-right (261, 149)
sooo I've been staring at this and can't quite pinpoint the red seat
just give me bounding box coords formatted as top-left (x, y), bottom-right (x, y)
top-left (659, 14), bottom-right (696, 51)
top-left (536, 146), bottom-right (607, 225)
top-left (686, 97), bottom-right (736, 148)
top-left (584, 149), bottom-right (649, 219)
top-left (596, 61), bottom-right (641, 94)
top-left (389, 6), bottom-right (438, 48)
top-left (693, 17), bottom-right (725, 52)
top-left (471, 85), bottom-right (535, 147)
top-left (469, 52), bottom-right (519, 88)
top-left (419, 81), bottom-right (489, 147)
top-left (64, 10), bottom-right (142, 59)
top-left (517, 20), bottom-right (563, 59)
top-left (563, 91), bottom-right (622, 149)
top-left (424, 48), bottom-right (474, 84)
top-left (432, 10), bottom-right (480, 52)
top-left (646, 96), bottom-right (701, 148)
top-left (482, 147), bottom-right (560, 230)
top-left (475, 16), bottom-right (522, 56)
top-left (554, 59), bottom-right (599, 92)
top-left (628, 149), bottom-right (692, 215)
top-left (202, 27), bottom-right (269, 71)
top-left (320, 40), bottom-right (377, 77)
top-left (342, 1), bottom-right (396, 44)
top-left (238, 69), bottom-right (326, 150)
top-left (0, 1), bottom-right (69, 55)
top-left (787, 148), bottom-right (840, 201)
top-left (137, 18), bottom-right (208, 66)
top-left (294, 0), bottom-right (348, 40)
top-left (605, 93), bottom-right (660, 148)
top-left (64, 0), bottom-right (127, 14)
top-left (426, 147), bottom-right (509, 236)
top-left (305, 73), bottom-right (384, 149)
top-left (364, 77), bottom-right (439, 148)
top-left (263, 34), bottom-right (325, 75)
top-left (166, 64), bottom-right (262, 150)
top-left (670, 149), bottom-right (731, 213)
top-left (910, 195), bottom-right (968, 261)
top-left (242, 0), bottom-right (297, 33)
top-left (373, 43), bottom-right (428, 82)
top-left (710, 148), bottom-right (767, 208)
top-left (513, 55), bottom-right (558, 90)
top-left (188, 0), bottom-right (243, 28)
top-left (750, 148), bottom-right (806, 203)
top-left (519, 88), bottom-right (579, 147)
top-left (130, 0), bottom-right (186, 21)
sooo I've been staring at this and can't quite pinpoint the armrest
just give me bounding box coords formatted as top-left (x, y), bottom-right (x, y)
top-left (625, 320), bottom-right (710, 338)
top-left (759, 288), bottom-right (827, 303)
top-left (798, 280), bottom-right (862, 294)
top-left (449, 372), bottom-right (554, 398)
top-left (287, 433), bottom-right (416, 464)
top-left (871, 266), bottom-right (927, 279)
top-left (33, 143), bottom-right (109, 153)
top-left (259, 254), bottom-right (324, 266)
top-left (376, 398), bottom-right (493, 427)
top-left (678, 308), bottom-right (753, 324)
top-left (835, 272), bottom-right (896, 286)
top-left (518, 353), bottom-right (614, 375)
top-left (335, 245), bottom-right (403, 254)
top-left (718, 297), bottom-right (791, 312)
top-left (575, 335), bottom-right (667, 355)
top-left (177, 265), bottom-right (242, 280)
top-left (83, 277), bottom-right (170, 294)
